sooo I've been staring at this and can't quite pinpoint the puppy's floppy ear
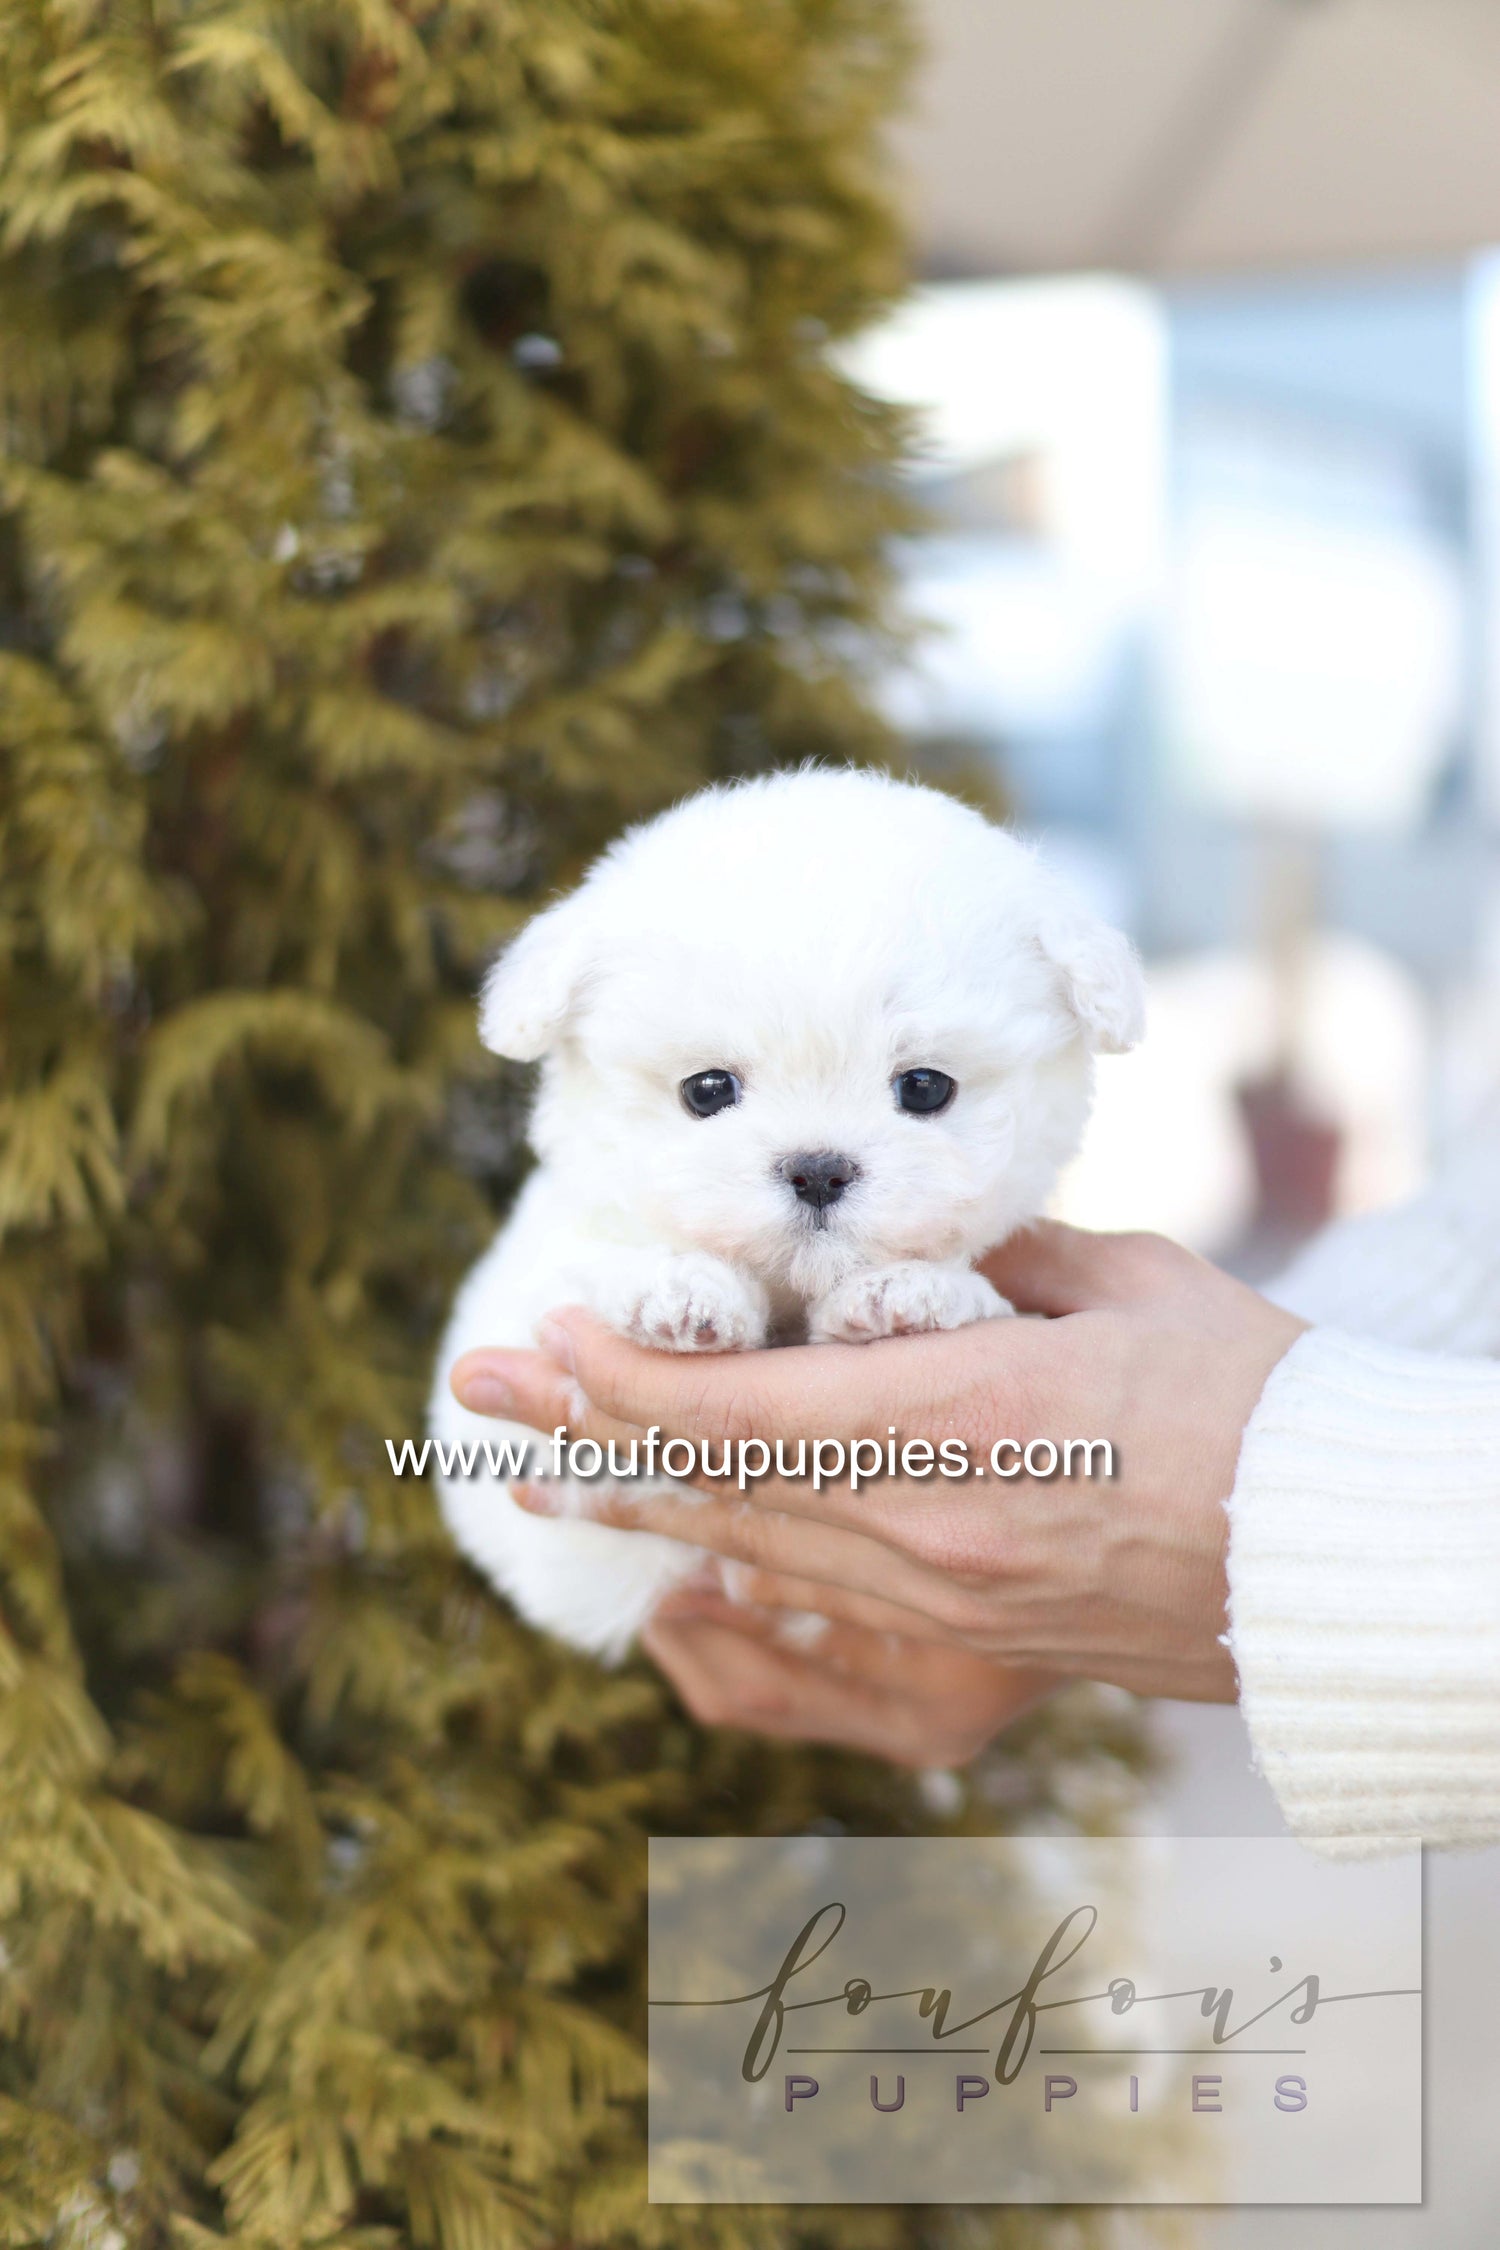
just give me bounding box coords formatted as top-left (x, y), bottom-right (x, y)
top-left (478, 892), bottom-right (595, 1061)
top-left (1034, 895), bottom-right (1145, 1055)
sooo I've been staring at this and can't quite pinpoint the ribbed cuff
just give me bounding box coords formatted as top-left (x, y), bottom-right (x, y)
top-left (1226, 1326), bottom-right (1500, 1856)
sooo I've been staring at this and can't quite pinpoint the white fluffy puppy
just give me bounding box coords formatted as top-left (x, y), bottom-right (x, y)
top-left (429, 766), bottom-right (1142, 1658)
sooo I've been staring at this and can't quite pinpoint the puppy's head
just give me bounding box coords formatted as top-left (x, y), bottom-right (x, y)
top-left (480, 769), bottom-right (1142, 1296)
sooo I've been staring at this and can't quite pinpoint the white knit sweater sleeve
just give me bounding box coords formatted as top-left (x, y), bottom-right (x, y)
top-left (1224, 1124), bottom-right (1500, 1855)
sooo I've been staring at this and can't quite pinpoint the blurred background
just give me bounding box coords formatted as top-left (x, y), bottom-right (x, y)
top-left (857, 0), bottom-right (1500, 1281)
top-left (869, 7), bottom-right (1500, 2241)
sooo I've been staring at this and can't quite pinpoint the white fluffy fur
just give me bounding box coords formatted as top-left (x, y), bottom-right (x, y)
top-left (429, 766), bottom-right (1143, 1657)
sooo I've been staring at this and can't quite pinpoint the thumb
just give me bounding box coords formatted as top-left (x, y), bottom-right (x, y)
top-left (980, 1220), bottom-right (1198, 1316)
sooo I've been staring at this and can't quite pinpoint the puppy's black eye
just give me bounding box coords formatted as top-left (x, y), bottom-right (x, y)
top-left (894, 1068), bottom-right (955, 1116)
top-left (680, 1069), bottom-right (742, 1119)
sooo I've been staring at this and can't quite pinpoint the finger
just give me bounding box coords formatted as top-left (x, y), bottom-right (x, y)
top-left (499, 1393), bottom-right (981, 1545)
top-left (689, 1563), bottom-right (957, 1648)
top-left (454, 1342), bottom-right (920, 1536)
top-left (533, 1307), bottom-right (959, 1455)
top-left (511, 1480), bottom-right (966, 1620)
top-left (530, 1311), bottom-right (1037, 1542)
top-left (450, 1346), bottom-right (647, 1457)
top-left (980, 1220), bottom-right (1200, 1316)
top-left (640, 1613), bottom-right (879, 1739)
top-left (641, 1614), bottom-right (1053, 1765)
top-left (640, 1615), bottom-right (959, 1763)
top-left (651, 1581), bottom-right (943, 1665)
top-left (655, 1582), bottom-right (1061, 1718)
top-left (651, 1584), bottom-right (1038, 1706)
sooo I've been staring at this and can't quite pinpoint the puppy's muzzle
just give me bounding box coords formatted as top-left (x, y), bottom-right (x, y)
top-left (778, 1150), bottom-right (861, 1214)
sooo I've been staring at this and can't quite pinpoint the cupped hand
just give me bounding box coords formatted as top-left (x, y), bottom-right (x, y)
top-left (641, 1590), bottom-right (1057, 1766)
top-left (450, 1223), bottom-right (1306, 1719)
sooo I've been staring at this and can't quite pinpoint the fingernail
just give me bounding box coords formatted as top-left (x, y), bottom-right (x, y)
top-left (656, 1563), bottom-right (724, 1613)
top-left (511, 1481), bottom-right (558, 1517)
top-left (685, 1558), bottom-right (726, 1594)
top-left (653, 1594), bottom-right (717, 1624)
top-left (535, 1316), bottom-right (576, 1375)
top-left (452, 1362), bottom-right (516, 1416)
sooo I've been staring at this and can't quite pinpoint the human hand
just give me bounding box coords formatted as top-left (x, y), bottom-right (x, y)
top-left (641, 1588), bottom-right (1057, 1765)
top-left (450, 1224), bottom-right (1307, 1705)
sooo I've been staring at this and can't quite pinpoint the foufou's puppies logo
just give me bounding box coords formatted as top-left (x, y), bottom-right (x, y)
top-left (646, 1837), bottom-right (1423, 2208)
top-left (429, 766), bottom-right (1143, 1656)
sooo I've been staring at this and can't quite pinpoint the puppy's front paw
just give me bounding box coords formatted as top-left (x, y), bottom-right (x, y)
top-left (808, 1262), bottom-right (1010, 1344)
top-left (598, 1252), bottom-right (769, 1353)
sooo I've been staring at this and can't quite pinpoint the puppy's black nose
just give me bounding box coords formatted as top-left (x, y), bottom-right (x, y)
top-left (779, 1151), bottom-right (860, 1211)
